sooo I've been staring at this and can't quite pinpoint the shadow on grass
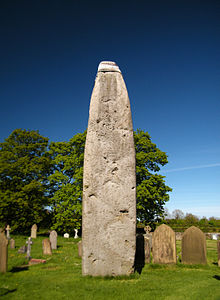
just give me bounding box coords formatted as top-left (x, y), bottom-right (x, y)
top-left (0, 288), bottom-right (17, 297)
top-left (10, 266), bottom-right (29, 273)
top-left (213, 275), bottom-right (220, 280)
top-left (134, 234), bottom-right (145, 274)
top-left (212, 262), bottom-right (218, 266)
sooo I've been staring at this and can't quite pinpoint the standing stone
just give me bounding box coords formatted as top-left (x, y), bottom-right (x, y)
top-left (218, 241), bottom-right (220, 267)
top-left (152, 224), bottom-right (176, 264)
top-left (26, 237), bottom-right (33, 260)
top-left (6, 225), bottom-right (11, 240)
top-left (49, 230), bottom-right (57, 250)
top-left (31, 224), bottom-right (37, 239)
top-left (181, 226), bottom-right (207, 264)
top-left (10, 239), bottom-right (15, 249)
top-left (74, 229), bottom-right (79, 239)
top-left (42, 238), bottom-right (52, 255)
top-left (82, 61), bottom-right (136, 276)
top-left (0, 231), bottom-right (8, 273)
top-left (78, 241), bottom-right (82, 257)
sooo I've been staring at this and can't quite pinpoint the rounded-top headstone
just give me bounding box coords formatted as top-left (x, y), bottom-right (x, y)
top-left (181, 226), bottom-right (207, 264)
top-left (98, 61), bottom-right (121, 73)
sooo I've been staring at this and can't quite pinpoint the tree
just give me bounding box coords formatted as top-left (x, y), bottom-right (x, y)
top-left (172, 209), bottom-right (185, 220)
top-left (0, 129), bottom-right (52, 232)
top-left (50, 129), bottom-right (171, 232)
top-left (134, 130), bottom-right (172, 225)
top-left (49, 131), bottom-right (86, 234)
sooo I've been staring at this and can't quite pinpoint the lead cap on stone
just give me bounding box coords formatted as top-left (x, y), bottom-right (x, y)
top-left (98, 61), bottom-right (121, 73)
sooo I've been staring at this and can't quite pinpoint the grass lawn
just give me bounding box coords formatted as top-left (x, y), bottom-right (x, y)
top-left (0, 234), bottom-right (220, 299)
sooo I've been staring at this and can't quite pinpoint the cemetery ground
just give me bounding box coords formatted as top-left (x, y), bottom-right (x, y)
top-left (0, 234), bottom-right (220, 300)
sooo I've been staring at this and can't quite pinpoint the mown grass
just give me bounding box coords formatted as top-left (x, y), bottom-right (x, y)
top-left (0, 235), bottom-right (220, 300)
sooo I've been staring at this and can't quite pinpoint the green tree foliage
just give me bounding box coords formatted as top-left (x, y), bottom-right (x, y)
top-left (134, 130), bottom-right (172, 225)
top-left (49, 131), bottom-right (86, 234)
top-left (50, 130), bottom-right (171, 232)
top-left (0, 129), bottom-right (52, 232)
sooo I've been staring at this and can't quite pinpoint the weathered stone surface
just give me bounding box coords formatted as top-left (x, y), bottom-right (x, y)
top-left (217, 241), bottom-right (220, 267)
top-left (181, 226), bottom-right (207, 264)
top-left (78, 241), bottom-right (82, 257)
top-left (144, 236), bottom-right (151, 263)
top-left (29, 258), bottom-right (46, 265)
top-left (42, 238), bottom-right (52, 255)
top-left (82, 61), bottom-right (136, 276)
top-left (152, 224), bottom-right (176, 264)
top-left (31, 224), bottom-right (37, 239)
top-left (0, 231), bottom-right (8, 273)
top-left (10, 239), bottom-right (15, 249)
top-left (6, 225), bottom-right (11, 240)
top-left (49, 230), bottom-right (57, 250)
top-left (18, 245), bottom-right (27, 254)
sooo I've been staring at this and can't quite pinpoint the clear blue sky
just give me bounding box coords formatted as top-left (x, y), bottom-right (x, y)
top-left (1, 0), bottom-right (219, 218)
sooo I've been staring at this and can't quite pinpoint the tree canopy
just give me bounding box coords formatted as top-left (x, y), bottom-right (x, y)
top-left (0, 129), bottom-right (52, 232)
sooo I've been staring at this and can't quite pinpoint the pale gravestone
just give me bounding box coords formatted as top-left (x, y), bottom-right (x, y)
top-left (152, 224), bottom-right (177, 264)
top-left (6, 225), bottom-right (11, 240)
top-left (10, 239), bottom-right (15, 249)
top-left (181, 226), bottom-right (207, 264)
top-left (64, 233), bottom-right (69, 238)
top-left (0, 231), bottom-right (8, 273)
top-left (78, 241), bottom-right (82, 257)
top-left (144, 237), bottom-right (151, 263)
top-left (49, 230), bottom-right (57, 250)
top-left (42, 238), bottom-right (52, 255)
top-left (74, 229), bottom-right (78, 239)
top-left (31, 224), bottom-right (37, 239)
top-left (82, 61), bottom-right (136, 276)
top-left (217, 241), bottom-right (220, 267)
top-left (144, 225), bottom-right (152, 250)
top-left (26, 237), bottom-right (32, 260)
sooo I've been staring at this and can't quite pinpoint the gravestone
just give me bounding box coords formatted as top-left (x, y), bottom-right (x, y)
top-left (82, 61), bottom-right (136, 277)
top-left (181, 226), bottom-right (207, 264)
top-left (49, 230), bottom-right (57, 250)
top-left (42, 238), bottom-right (52, 255)
top-left (64, 233), bottom-right (69, 238)
top-left (144, 236), bottom-right (151, 263)
top-left (74, 229), bottom-right (78, 239)
top-left (217, 241), bottom-right (220, 267)
top-left (78, 241), bottom-right (82, 257)
top-left (0, 231), bottom-right (8, 273)
top-left (18, 245), bottom-right (27, 254)
top-left (152, 224), bottom-right (176, 264)
top-left (31, 224), bottom-right (37, 239)
top-left (10, 239), bottom-right (15, 249)
top-left (144, 225), bottom-right (152, 250)
top-left (26, 237), bottom-right (33, 260)
top-left (6, 225), bottom-right (11, 240)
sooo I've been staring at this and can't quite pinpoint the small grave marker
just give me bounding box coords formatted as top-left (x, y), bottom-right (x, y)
top-left (6, 225), bottom-right (11, 240)
top-left (64, 233), bottom-right (69, 238)
top-left (31, 224), bottom-right (37, 239)
top-left (42, 238), bottom-right (52, 255)
top-left (49, 230), bottom-right (57, 250)
top-left (74, 229), bottom-right (79, 239)
top-left (26, 237), bottom-right (33, 260)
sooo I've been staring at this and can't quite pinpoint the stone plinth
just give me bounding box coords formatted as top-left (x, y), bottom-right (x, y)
top-left (82, 61), bottom-right (136, 276)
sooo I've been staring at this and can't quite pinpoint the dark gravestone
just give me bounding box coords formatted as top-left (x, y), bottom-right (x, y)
top-left (218, 241), bottom-right (220, 267)
top-left (181, 226), bottom-right (207, 264)
top-left (0, 231), bottom-right (8, 273)
top-left (152, 224), bottom-right (176, 264)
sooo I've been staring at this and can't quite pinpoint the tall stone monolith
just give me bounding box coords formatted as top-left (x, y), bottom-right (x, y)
top-left (82, 61), bottom-right (136, 276)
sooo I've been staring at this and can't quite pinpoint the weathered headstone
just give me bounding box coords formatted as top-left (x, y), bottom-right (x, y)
top-left (144, 236), bottom-right (151, 263)
top-left (152, 224), bottom-right (176, 264)
top-left (42, 238), bottom-right (52, 255)
top-left (0, 231), bottom-right (8, 273)
top-left (82, 61), bottom-right (136, 276)
top-left (74, 229), bottom-right (78, 239)
top-left (6, 225), bottom-right (11, 240)
top-left (18, 245), bottom-right (27, 254)
top-left (31, 224), bottom-right (37, 239)
top-left (26, 237), bottom-right (33, 260)
top-left (217, 241), bottom-right (220, 267)
top-left (78, 241), bottom-right (82, 257)
top-left (181, 226), bottom-right (207, 264)
top-left (10, 239), bottom-right (15, 249)
top-left (144, 225), bottom-right (152, 250)
top-left (64, 233), bottom-right (69, 238)
top-left (49, 230), bottom-right (57, 250)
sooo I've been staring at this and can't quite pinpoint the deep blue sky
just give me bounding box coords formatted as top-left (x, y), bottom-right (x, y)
top-left (1, 0), bottom-right (219, 218)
